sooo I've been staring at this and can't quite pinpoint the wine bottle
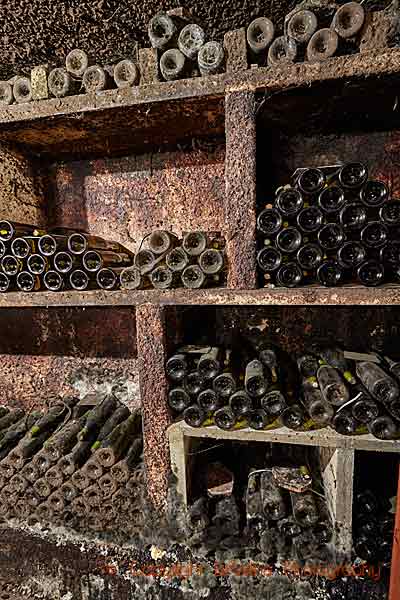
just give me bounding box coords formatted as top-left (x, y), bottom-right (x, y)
top-left (168, 388), bottom-right (191, 412)
top-left (261, 470), bottom-right (286, 520)
top-left (0, 273), bottom-right (10, 292)
top-left (257, 208), bottom-right (282, 235)
top-left (317, 365), bottom-right (349, 406)
top-left (198, 389), bottom-right (221, 413)
top-left (306, 29), bottom-right (339, 62)
top-left (276, 227), bottom-right (302, 254)
top-left (297, 206), bottom-right (323, 233)
top-left (351, 389), bottom-right (379, 424)
top-left (332, 2), bottom-right (365, 38)
top-left (338, 162), bottom-right (368, 189)
top-left (198, 348), bottom-right (221, 380)
top-left (0, 220), bottom-right (44, 241)
top-left (380, 354), bottom-right (400, 380)
top-left (150, 266), bottom-right (174, 289)
top-left (276, 262), bottom-right (303, 287)
top-left (166, 353), bottom-right (187, 382)
top-left (16, 271), bottom-right (40, 292)
top-left (291, 491), bottom-right (318, 526)
top-left (280, 404), bottom-right (307, 430)
top-left (229, 390), bottom-right (254, 416)
top-left (337, 241), bottom-right (366, 269)
top-left (245, 359), bottom-right (269, 398)
top-left (213, 365), bottom-right (237, 399)
top-left (119, 266), bottom-right (142, 290)
top-left (27, 254), bottom-right (48, 275)
top-left (368, 414), bottom-right (399, 440)
top-left (11, 237), bottom-right (34, 259)
top-left (53, 251), bottom-right (74, 274)
top-left (275, 188), bottom-right (304, 217)
top-left (68, 233), bottom-right (126, 256)
top-left (1, 255), bottom-right (21, 276)
top-left (96, 268), bottom-right (119, 290)
top-left (214, 406), bottom-right (245, 431)
top-left (357, 260), bottom-right (384, 287)
top-left (261, 387), bottom-right (287, 418)
top-left (356, 361), bottom-right (399, 404)
top-left (183, 405), bottom-right (207, 428)
top-left (48, 68), bottom-right (79, 97)
top-left (113, 59), bottom-right (139, 88)
top-left (380, 200), bottom-right (400, 226)
top-left (295, 168), bottom-right (325, 195)
top-left (297, 354), bottom-right (320, 379)
top-left (246, 17), bottom-right (275, 57)
top-left (361, 222), bottom-right (388, 248)
top-left (0, 81), bottom-right (13, 105)
top-left (268, 36), bottom-right (297, 66)
top-left (69, 269), bottom-right (90, 291)
top-left (178, 24), bottom-right (206, 59)
top-left (301, 382), bottom-right (334, 425)
top-left (82, 65), bottom-right (112, 93)
top-left (317, 261), bottom-right (343, 287)
top-left (360, 180), bottom-right (389, 208)
top-left (0, 241), bottom-right (6, 260)
top-left (147, 230), bottom-right (177, 256)
top-left (318, 223), bottom-right (344, 251)
top-left (43, 270), bottom-right (64, 292)
top-left (340, 202), bottom-right (367, 231)
top-left (65, 49), bottom-right (89, 77)
top-left (38, 234), bottom-right (67, 257)
top-left (257, 246), bottom-right (282, 273)
top-left (166, 247), bottom-right (189, 272)
top-left (198, 41), bottom-right (225, 76)
top-left (332, 408), bottom-right (358, 435)
top-left (135, 250), bottom-right (156, 275)
top-left (13, 77), bottom-right (32, 103)
top-left (317, 346), bottom-right (356, 384)
top-left (83, 250), bottom-right (132, 272)
top-left (148, 13), bottom-right (178, 50)
top-left (185, 371), bottom-right (205, 397)
top-left (296, 243), bottom-right (323, 270)
top-left (181, 265), bottom-right (206, 289)
top-left (287, 10), bottom-right (318, 44)
top-left (182, 232), bottom-right (207, 256)
top-left (160, 48), bottom-right (187, 81)
top-left (318, 185), bottom-right (345, 214)
top-left (198, 249), bottom-right (224, 275)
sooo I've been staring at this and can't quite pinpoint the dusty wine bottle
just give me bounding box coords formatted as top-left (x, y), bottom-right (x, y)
top-left (198, 249), bottom-right (224, 275)
top-left (166, 353), bottom-right (187, 382)
top-left (356, 361), bottom-right (399, 404)
top-left (332, 2), bottom-right (365, 39)
top-left (148, 13), bottom-right (178, 50)
top-left (43, 270), bottom-right (64, 291)
top-left (183, 405), bottom-right (207, 428)
top-left (198, 389), bottom-right (221, 413)
top-left (360, 180), bottom-right (389, 208)
top-left (339, 162), bottom-right (368, 189)
top-left (380, 201), bottom-right (400, 226)
top-left (1, 255), bottom-right (21, 276)
top-left (287, 10), bottom-right (318, 44)
top-left (198, 41), bottom-right (225, 76)
top-left (307, 29), bottom-right (339, 62)
top-left (380, 354), bottom-right (400, 380)
top-left (245, 359), bottom-right (270, 398)
top-left (13, 77), bottom-right (32, 103)
top-left (257, 247), bottom-right (282, 272)
top-left (261, 388), bottom-right (287, 418)
top-left (150, 265), bottom-right (174, 289)
top-left (113, 59), bottom-right (139, 88)
top-left (82, 65), bottom-right (112, 93)
top-left (119, 266), bottom-right (142, 290)
top-left (83, 249), bottom-right (132, 272)
top-left (27, 254), bottom-right (48, 275)
top-left (182, 232), bottom-right (207, 256)
top-left (357, 260), bottom-right (384, 287)
top-left (368, 414), bottom-right (398, 440)
top-left (296, 168), bottom-right (325, 195)
top-left (261, 470), bottom-right (286, 520)
top-left (213, 371), bottom-right (236, 400)
top-left (361, 221), bottom-right (388, 248)
top-left (16, 271), bottom-right (40, 292)
top-left (246, 17), bottom-right (275, 56)
top-left (297, 206), bottom-right (323, 233)
top-left (317, 365), bottom-right (349, 406)
top-left (340, 202), bottom-right (367, 231)
top-left (215, 406), bottom-right (245, 431)
top-left (276, 188), bottom-right (304, 217)
top-left (276, 227), bottom-right (302, 253)
top-left (352, 395), bottom-right (379, 424)
top-left (11, 237), bottom-right (33, 259)
top-left (301, 383), bottom-right (334, 425)
top-left (317, 346), bottom-right (356, 384)
top-left (276, 262), bottom-right (303, 287)
top-left (178, 24), bottom-right (206, 59)
top-left (165, 247), bottom-right (189, 272)
top-left (0, 273), bottom-right (10, 292)
top-left (297, 354), bottom-right (319, 379)
top-left (181, 265), bottom-right (206, 289)
top-left (134, 249), bottom-right (156, 275)
top-left (160, 49), bottom-right (187, 81)
top-left (257, 208), bottom-right (282, 235)
top-left (0, 220), bottom-right (44, 241)
top-left (0, 81), bottom-right (13, 105)
top-left (280, 404), bottom-right (307, 430)
top-left (66, 49), bottom-right (89, 77)
top-left (318, 223), bottom-right (344, 251)
top-left (198, 348), bottom-right (221, 380)
top-left (318, 185), bottom-right (345, 214)
top-left (249, 409), bottom-right (272, 430)
top-left (291, 491), bottom-right (318, 527)
top-left (337, 241), bottom-right (366, 269)
top-left (184, 371), bottom-right (205, 397)
top-left (48, 68), bottom-right (80, 97)
top-left (332, 409), bottom-right (358, 435)
top-left (96, 268), bottom-right (119, 290)
top-left (268, 36), bottom-right (297, 66)
top-left (297, 244), bottom-right (323, 270)
top-left (316, 261), bottom-right (343, 287)
top-left (68, 233), bottom-right (126, 255)
top-left (148, 230), bottom-right (178, 255)
top-left (229, 390), bottom-right (254, 416)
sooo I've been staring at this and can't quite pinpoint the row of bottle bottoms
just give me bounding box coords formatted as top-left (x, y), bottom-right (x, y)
top-left (0, 394), bottom-right (144, 531)
top-left (257, 162), bottom-right (400, 287)
top-left (0, 221), bottom-right (226, 292)
top-left (166, 342), bottom-right (400, 440)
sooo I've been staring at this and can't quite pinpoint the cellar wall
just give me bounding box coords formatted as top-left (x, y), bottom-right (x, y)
top-left (0, 307), bottom-right (139, 410)
top-left (47, 142), bottom-right (226, 254)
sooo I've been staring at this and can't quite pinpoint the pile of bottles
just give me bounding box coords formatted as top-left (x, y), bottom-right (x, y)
top-left (0, 395), bottom-right (144, 536)
top-left (121, 230), bottom-right (226, 290)
top-left (247, 2), bottom-right (365, 67)
top-left (148, 12), bottom-right (225, 81)
top-left (246, 466), bottom-right (333, 563)
top-left (353, 488), bottom-right (395, 566)
top-left (166, 336), bottom-right (400, 440)
top-left (0, 220), bottom-right (135, 292)
top-left (257, 162), bottom-right (400, 287)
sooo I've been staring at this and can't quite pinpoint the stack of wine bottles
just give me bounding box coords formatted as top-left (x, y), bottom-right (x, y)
top-left (353, 488), bottom-right (395, 566)
top-left (0, 395), bottom-right (144, 536)
top-left (257, 162), bottom-right (400, 287)
top-left (120, 230), bottom-right (226, 290)
top-left (166, 337), bottom-right (400, 440)
top-left (247, 2), bottom-right (366, 67)
top-left (148, 12), bottom-right (225, 81)
top-left (246, 466), bottom-right (333, 563)
top-left (0, 220), bottom-right (135, 292)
